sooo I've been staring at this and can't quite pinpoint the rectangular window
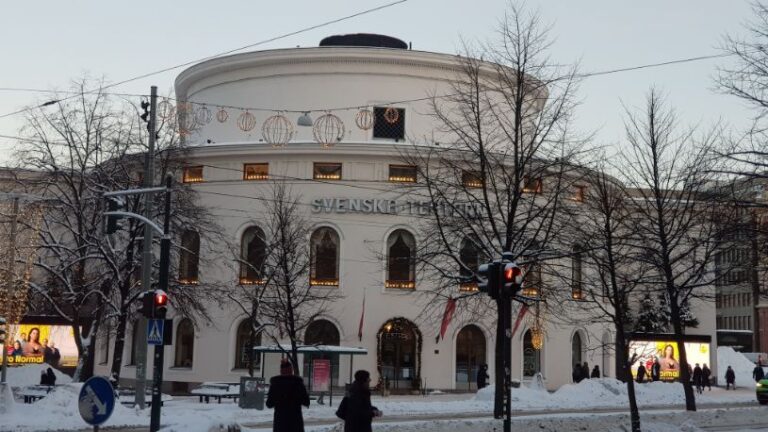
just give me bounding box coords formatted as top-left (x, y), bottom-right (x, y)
top-left (569, 185), bottom-right (587, 203)
top-left (571, 247), bottom-right (584, 300)
top-left (244, 163), bottom-right (269, 180)
top-left (373, 107), bottom-right (406, 141)
top-left (313, 162), bottom-right (342, 180)
top-left (389, 165), bottom-right (417, 183)
top-left (182, 166), bottom-right (204, 183)
top-left (522, 176), bottom-right (543, 194)
top-left (462, 170), bottom-right (484, 188)
top-left (522, 266), bottom-right (541, 298)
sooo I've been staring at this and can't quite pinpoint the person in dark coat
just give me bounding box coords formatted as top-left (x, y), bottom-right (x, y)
top-left (636, 364), bottom-right (647, 383)
top-left (651, 357), bottom-right (661, 382)
top-left (46, 368), bottom-right (56, 386)
top-left (266, 359), bottom-right (310, 432)
top-left (753, 362), bottom-right (765, 382)
top-left (725, 366), bottom-right (736, 390)
top-left (337, 370), bottom-right (381, 432)
top-left (476, 364), bottom-right (489, 389)
top-left (702, 364), bottom-right (711, 391)
top-left (591, 365), bottom-right (601, 379)
top-left (581, 362), bottom-right (590, 380)
top-left (692, 363), bottom-right (703, 394)
top-left (572, 363), bottom-right (583, 383)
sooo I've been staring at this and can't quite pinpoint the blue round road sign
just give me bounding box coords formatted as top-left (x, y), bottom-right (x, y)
top-left (78, 376), bottom-right (116, 426)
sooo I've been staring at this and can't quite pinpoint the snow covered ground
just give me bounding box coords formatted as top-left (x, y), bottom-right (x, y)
top-left (1, 354), bottom-right (766, 432)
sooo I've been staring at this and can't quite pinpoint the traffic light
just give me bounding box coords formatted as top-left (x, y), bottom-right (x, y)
top-left (139, 290), bottom-right (169, 319)
top-left (140, 290), bottom-right (154, 318)
top-left (104, 196), bottom-right (125, 235)
top-left (501, 262), bottom-right (523, 296)
top-left (477, 262), bottom-right (500, 299)
top-left (154, 290), bottom-right (168, 318)
top-left (0, 317), bottom-right (6, 345)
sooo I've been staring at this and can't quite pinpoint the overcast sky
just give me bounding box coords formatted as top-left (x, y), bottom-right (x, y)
top-left (0, 0), bottom-right (759, 164)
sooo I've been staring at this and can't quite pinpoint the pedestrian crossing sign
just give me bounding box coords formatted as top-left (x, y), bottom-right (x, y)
top-left (147, 319), bottom-right (164, 345)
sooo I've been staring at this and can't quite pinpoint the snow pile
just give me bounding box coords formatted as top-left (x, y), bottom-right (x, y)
top-left (5, 364), bottom-right (72, 388)
top-left (717, 346), bottom-right (757, 385)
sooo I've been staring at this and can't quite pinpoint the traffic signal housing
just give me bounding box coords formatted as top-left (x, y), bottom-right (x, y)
top-left (501, 262), bottom-right (523, 296)
top-left (139, 289), bottom-right (169, 319)
top-left (477, 262), bottom-right (500, 299)
top-left (104, 196), bottom-right (125, 235)
top-left (154, 290), bottom-right (168, 318)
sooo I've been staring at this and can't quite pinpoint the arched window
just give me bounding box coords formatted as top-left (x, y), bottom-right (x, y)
top-left (523, 329), bottom-right (541, 377)
top-left (522, 265), bottom-right (541, 298)
top-left (128, 321), bottom-right (140, 365)
top-left (303, 319), bottom-right (341, 387)
top-left (174, 319), bottom-right (194, 368)
top-left (386, 229), bottom-right (416, 289)
top-left (456, 325), bottom-right (486, 390)
top-left (240, 226), bottom-right (266, 284)
top-left (572, 332), bottom-right (583, 368)
top-left (459, 237), bottom-right (481, 292)
top-left (310, 227), bottom-right (340, 286)
top-left (235, 319), bottom-right (262, 370)
top-left (179, 230), bottom-right (200, 284)
top-left (572, 244), bottom-right (584, 300)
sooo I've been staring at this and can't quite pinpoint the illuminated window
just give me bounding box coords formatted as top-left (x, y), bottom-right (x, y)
top-left (310, 227), bottom-right (340, 286)
top-left (389, 165), bottom-right (417, 183)
top-left (522, 176), bottom-right (542, 194)
top-left (179, 230), bottom-right (200, 284)
top-left (244, 163), bottom-right (269, 181)
top-left (373, 107), bottom-right (406, 141)
top-left (235, 319), bottom-right (262, 370)
top-left (240, 226), bottom-right (266, 285)
top-left (462, 170), bottom-right (484, 188)
top-left (386, 229), bottom-right (416, 289)
top-left (572, 245), bottom-right (584, 300)
top-left (522, 266), bottom-right (541, 298)
top-left (182, 166), bottom-right (204, 183)
top-left (459, 237), bottom-right (482, 292)
top-left (313, 163), bottom-right (342, 180)
top-left (570, 185), bottom-right (586, 203)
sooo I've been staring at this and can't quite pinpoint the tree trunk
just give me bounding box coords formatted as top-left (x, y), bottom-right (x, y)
top-left (616, 329), bottom-right (641, 432)
top-left (670, 297), bottom-right (696, 411)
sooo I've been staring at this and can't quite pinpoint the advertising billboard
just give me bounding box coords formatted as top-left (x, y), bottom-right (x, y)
top-left (629, 339), bottom-right (711, 382)
top-left (1, 324), bottom-right (79, 368)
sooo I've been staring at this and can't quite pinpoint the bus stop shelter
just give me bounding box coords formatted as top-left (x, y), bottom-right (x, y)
top-left (253, 344), bottom-right (368, 406)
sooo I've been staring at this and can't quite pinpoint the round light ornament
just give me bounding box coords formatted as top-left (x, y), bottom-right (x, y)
top-left (384, 106), bottom-right (400, 124)
top-left (355, 108), bottom-right (374, 130)
top-left (237, 111), bottom-right (257, 132)
top-left (312, 112), bottom-right (345, 148)
top-left (216, 108), bottom-right (229, 123)
top-left (262, 113), bottom-right (294, 147)
top-left (195, 105), bottom-right (213, 125)
top-left (531, 327), bottom-right (544, 350)
top-left (157, 100), bottom-right (174, 120)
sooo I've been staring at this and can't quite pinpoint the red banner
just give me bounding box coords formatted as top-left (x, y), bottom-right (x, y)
top-left (439, 297), bottom-right (457, 340)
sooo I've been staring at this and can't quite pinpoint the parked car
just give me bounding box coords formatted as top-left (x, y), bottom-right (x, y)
top-left (756, 378), bottom-right (768, 404)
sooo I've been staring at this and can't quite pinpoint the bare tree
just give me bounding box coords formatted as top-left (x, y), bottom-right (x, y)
top-left (619, 89), bottom-right (726, 411)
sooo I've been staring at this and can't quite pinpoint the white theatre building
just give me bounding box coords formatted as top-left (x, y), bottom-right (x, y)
top-left (94, 34), bottom-right (717, 392)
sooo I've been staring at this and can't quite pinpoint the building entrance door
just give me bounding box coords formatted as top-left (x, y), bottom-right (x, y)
top-left (378, 318), bottom-right (420, 390)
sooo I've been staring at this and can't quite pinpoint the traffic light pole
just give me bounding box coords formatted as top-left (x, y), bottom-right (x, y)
top-left (501, 286), bottom-right (512, 432)
top-left (150, 175), bottom-right (172, 432)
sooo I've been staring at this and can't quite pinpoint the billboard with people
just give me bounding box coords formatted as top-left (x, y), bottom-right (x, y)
top-left (1, 324), bottom-right (79, 368)
top-left (629, 339), bottom-right (711, 382)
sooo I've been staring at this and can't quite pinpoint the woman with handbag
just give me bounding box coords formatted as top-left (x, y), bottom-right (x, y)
top-left (336, 370), bottom-right (382, 432)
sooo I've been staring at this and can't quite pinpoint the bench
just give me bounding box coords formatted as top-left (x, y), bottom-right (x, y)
top-left (191, 382), bottom-right (241, 404)
top-left (18, 385), bottom-right (55, 404)
top-left (117, 388), bottom-right (172, 407)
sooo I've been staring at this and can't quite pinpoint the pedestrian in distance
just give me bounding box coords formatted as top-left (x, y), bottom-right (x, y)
top-left (591, 365), bottom-right (600, 379)
top-left (753, 361), bottom-right (765, 383)
top-left (336, 370), bottom-right (382, 432)
top-left (636, 364), bottom-right (647, 384)
top-left (265, 359), bottom-right (310, 432)
top-left (725, 365), bottom-right (736, 390)
top-left (477, 363), bottom-right (489, 389)
top-left (572, 363), bottom-right (583, 383)
top-left (702, 364), bottom-right (711, 391)
top-left (693, 363), bottom-right (703, 394)
top-left (582, 362), bottom-right (590, 380)
top-left (651, 357), bottom-right (661, 382)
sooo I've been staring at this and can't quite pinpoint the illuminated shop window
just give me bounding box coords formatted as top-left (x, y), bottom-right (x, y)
top-left (179, 230), bottom-right (200, 284)
top-left (386, 229), bottom-right (416, 289)
top-left (182, 166), bottom-right (204, 183)
top-left (389, 165), bottom-right (417, 183)
top-left (240, 226), bottom-right (266, 285)
top-left (244, 163), bottom-right (269, 180)
top-left (462, 170), bottom-right (484, 188)
top-left (310, 227), bottom-right (340, 286)
top-left (314, 163), bottom-right (342, 180)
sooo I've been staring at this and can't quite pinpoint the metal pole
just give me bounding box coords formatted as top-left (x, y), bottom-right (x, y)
top-left (149, 176), bottom-right (172, 432)
top-left (502, 287), bottom-right (512, 432)
top-left (1, 197), bottom-right (20, 384)
top-left (136, 86), bottom-right (158, 409)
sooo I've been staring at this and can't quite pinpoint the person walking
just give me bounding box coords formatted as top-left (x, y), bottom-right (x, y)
top-left (266, 359), bottom-right (310, 432)
top-left (702, 364), bottom-right (712, 391)
top-left (753, 362), bottom-right (765, 383)
top-left (591, 365), bottom-right (601, 379)
top-left (476, 364), bottom-right (489, 389)
top-left (692, 363), bottom-right (703, 394)
top-left (572, 363), bottom-right (583, 383)
top-left (336, 370), bottom-right (382, 432)
top-left (636, 364), bottom-right (647, 383)
top-left (725, 365), bottom-right (736, 390)
top-left (581, 362), bottom-right (590, 380)
top-left (651, 357), bottom-right (661, 382)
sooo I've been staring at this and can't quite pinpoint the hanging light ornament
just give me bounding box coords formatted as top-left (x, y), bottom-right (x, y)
top-left (195, 105), bottom-right (213, 125)
top-left (531, 326), bottom-right (544, 350)
top-left (384, 106), bottom-right (400, 124)
top-left (262, 113), bottom-right (294, 147)
top-left (355, 108), bottom-right (374, 130)
top-left (312, 112), bottom-right (345, 148)
top-left (177, 103), bottom-right (197, 136)
top-left (237, 111), bottom-right (257, 132)
top-left (157, 99), bottom-right (174, 120)
top-left (216, 108), bottom-right (229, 123)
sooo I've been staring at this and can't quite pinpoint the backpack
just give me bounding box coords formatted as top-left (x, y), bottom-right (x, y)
top-left (335, 396), bottom-right (348, 420)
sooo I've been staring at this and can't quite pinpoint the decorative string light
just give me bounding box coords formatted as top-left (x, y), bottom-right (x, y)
top-left (216, 108), bottom-right (229, 123)
top-left (195, 105), bottom-right (213, 126)
top-left (237, 111), bottom-right (257, 132)
top-left (355, 108), bottom-right (374, 130)
top-left (262, 113), bottom-right (294, 147)
top-left (312, 112), bottom-right (345, 148)
top-left (384, 106), bottom-right (399, 124)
